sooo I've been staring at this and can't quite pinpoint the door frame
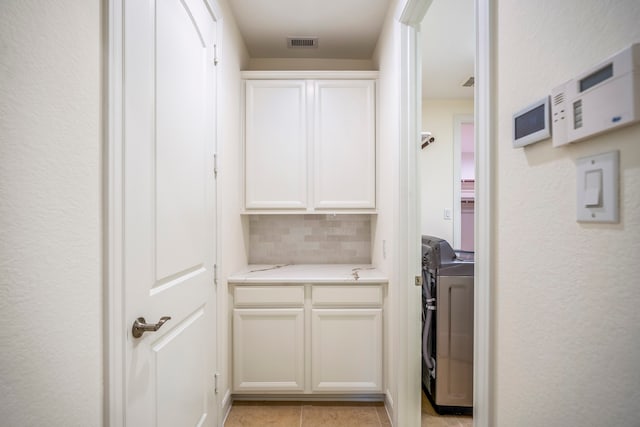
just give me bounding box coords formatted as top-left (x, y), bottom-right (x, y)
top-left (397, 1), bottom-right (494, 426)
top-left (105, 0), bottom-right (224, 425)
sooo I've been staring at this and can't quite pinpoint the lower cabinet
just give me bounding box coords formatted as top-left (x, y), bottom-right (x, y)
top-left (231, 284), bottom-right (384, 395)
top-left (233, 308), bottom-right (304, 392)
top-left (311, 308), bottom-right (382, 392)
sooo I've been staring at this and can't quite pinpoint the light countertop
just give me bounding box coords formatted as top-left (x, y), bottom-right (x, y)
top-left (227, 264), bottom-right (388, 284)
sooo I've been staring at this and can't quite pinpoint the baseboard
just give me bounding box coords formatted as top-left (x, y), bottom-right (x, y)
top-left (220, 389), bottom-right (232, 426)
top-left (384, 389), bottom-right (394, 426)
top-left (231, 393), bottom-right (386, 402)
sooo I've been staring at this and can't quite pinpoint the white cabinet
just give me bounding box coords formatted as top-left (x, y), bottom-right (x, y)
top-left (233, 308), bottom-right (305, 392)
top-left (244, 80), bottom-right (308, 209)
top-left (231, 283), bottom-right (384, 395)
top-left (243, 72), bottom-right (377, 212)
top-left (310, 285), bottom-right (383, 392)
top-left (313, 80), bottom-right (376, 209)
top-left (233, 286), bottom-right (305, 392)
top-left (311, 308), bottom-right (382, 392)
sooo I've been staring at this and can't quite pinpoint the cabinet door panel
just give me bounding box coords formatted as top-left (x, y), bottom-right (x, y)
top-left (313, 80), bottom-right (376, 209)
top-left (311, 308), bottom-right (382, 392)
top-left (233, 308), bottom-right (305, 392)
top-left (245, 80), bottom-right (307, 209)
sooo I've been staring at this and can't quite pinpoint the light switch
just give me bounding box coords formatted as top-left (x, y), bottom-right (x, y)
top-left (576, 150), bottom-right (619, 223)
top-left (583, 169), bottom-right (602, 207)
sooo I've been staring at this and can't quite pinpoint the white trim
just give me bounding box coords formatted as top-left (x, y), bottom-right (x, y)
top-left (240, 70), bottom-right (379, 80)
top-left (397, 6), bottom-right (423, 427)
top-left (106, 0), bottom-right (124, 425)
top-left (473, 0), bottom-right (494, 426)
top-left (453, 114), bottom-right (474, 250)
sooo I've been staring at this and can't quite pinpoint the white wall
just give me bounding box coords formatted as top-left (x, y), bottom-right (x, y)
top-left (494, 2), bottom-right (640, 426)
top-left (213, 0), bottom-right (250, 417)
top-left (420, 99), bottom-right (473, 242)
top-left (0, 0), bottom-right (102, 425)
top-left (371, 0), bottom-right (404, 424)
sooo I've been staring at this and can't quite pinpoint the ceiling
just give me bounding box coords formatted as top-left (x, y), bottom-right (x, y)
top-left (228, 0), bottom-right (390, 59)
top-left (227, 0), bottom-right (474, 98)
top-left (421, 0), bottom-right (475, 99)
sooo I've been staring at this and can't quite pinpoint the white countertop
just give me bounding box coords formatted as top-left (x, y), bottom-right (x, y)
top-left (227, 264), bottom-right (388, 284)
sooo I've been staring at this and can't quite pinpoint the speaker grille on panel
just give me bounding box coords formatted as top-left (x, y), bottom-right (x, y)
top-left (287, 37), bottom-right (319, 48)
top-left (553, 92), bottom-right (565, 105)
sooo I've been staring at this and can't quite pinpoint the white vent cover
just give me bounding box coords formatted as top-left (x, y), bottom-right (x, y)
top-left (287, 37), bottom-right (319, 48)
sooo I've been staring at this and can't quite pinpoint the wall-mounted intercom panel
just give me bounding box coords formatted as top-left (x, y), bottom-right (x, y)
top-left (551, 43), bottom-right (640, 147)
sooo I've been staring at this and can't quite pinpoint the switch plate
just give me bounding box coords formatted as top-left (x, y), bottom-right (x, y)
top-left (576, 150), bottom-right (619, 223)
top-left (444, 208), bottom-right (452, 220)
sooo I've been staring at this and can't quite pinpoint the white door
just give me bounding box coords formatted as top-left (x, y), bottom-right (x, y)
top-left (123, 0), bottom-right (217, 425)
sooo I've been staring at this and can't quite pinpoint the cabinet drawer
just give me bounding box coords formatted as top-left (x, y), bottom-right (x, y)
top-left (234, 286), bottom-right (304, 307)
top-left (312, 285), bottom-right (382, 307)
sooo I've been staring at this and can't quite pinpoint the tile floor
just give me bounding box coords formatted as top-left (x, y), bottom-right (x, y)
top-left (421, 392), bottom-right (472, 427)
top-left (224, 401), bottom-right (391, 427)
top-left (223, 393), bottom-right (472, 427)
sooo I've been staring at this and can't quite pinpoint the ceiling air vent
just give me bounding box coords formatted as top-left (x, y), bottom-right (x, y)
top-left (287, 37), bottom-right (319, 49)
top-left (462, 76), bottom-right (475, 87)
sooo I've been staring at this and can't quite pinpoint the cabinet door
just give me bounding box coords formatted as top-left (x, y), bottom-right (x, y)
top-left (311, 308), bottom-right (382, 392)
top-left (313, 80), bottom-right (376, 209)
top-left (245, 80), bottom-right (308, 209)
top-left (233, 308), bottom-right (305, 392)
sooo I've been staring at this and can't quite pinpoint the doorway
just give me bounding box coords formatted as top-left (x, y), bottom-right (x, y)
top-left (419, 0), bottom-right (475, 421)
top-left (400, 0), bottom-right (493, 426)
top-left (453, 116), bottom-right (475, 252)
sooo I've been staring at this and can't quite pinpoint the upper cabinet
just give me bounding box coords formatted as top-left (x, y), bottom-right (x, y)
top-left (245, 79), bottom-right (308, 209)
top-left (243, 71), bottom-right (378, 213)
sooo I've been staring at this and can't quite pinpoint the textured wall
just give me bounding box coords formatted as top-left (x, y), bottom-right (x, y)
top-left (494, 1), bottom-right (640, 426)
top-left (249, 215), bottom-right (371, 264)
top-left (0, 0), bottom-right (102, 425)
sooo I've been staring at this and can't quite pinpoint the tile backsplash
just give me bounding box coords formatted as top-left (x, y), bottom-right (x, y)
top-left (249, 215), bottom-right (371, 264)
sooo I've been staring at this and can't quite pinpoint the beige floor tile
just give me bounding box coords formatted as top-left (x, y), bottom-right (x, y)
top-left (302, 405), bottom-right (381, 427)
top-left (421, 391), bottom-right (473, 427)
top-left (224, 404), bottom-right (301, 427)
top-left (421, 413), bottom-right (450, 427)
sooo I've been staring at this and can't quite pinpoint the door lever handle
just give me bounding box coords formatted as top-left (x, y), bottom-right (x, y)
top-left (132, 316), bottom-right (171, 338)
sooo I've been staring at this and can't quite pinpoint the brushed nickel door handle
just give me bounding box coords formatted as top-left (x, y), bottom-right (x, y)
top-left (132, 316), bottom-right (171, 338)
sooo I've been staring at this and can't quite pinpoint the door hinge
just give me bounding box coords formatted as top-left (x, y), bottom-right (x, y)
top-left (214, 263), bottom-right (218, 286)
top-left (213, 44), bottom-right (219, 66)
top-left (415, 275), bottom-right (423, 286)
top-left (214, 372), bottom-right (220, 394)
top-left (213, 153), bottom-right (218, 178)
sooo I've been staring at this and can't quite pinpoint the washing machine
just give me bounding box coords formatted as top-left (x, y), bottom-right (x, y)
top-left (421, 235), bottom-right (474, 415)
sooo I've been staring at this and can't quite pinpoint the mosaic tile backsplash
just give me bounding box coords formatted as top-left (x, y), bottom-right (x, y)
top-left (249, 215), bottom-right (372, 264)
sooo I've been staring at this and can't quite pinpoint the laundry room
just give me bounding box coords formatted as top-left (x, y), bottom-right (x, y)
top-left (418, 0), bottom-right (475, 424)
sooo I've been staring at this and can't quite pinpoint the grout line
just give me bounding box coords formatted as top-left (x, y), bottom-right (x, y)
top-left (299, 404), bottom-right (303, 427)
